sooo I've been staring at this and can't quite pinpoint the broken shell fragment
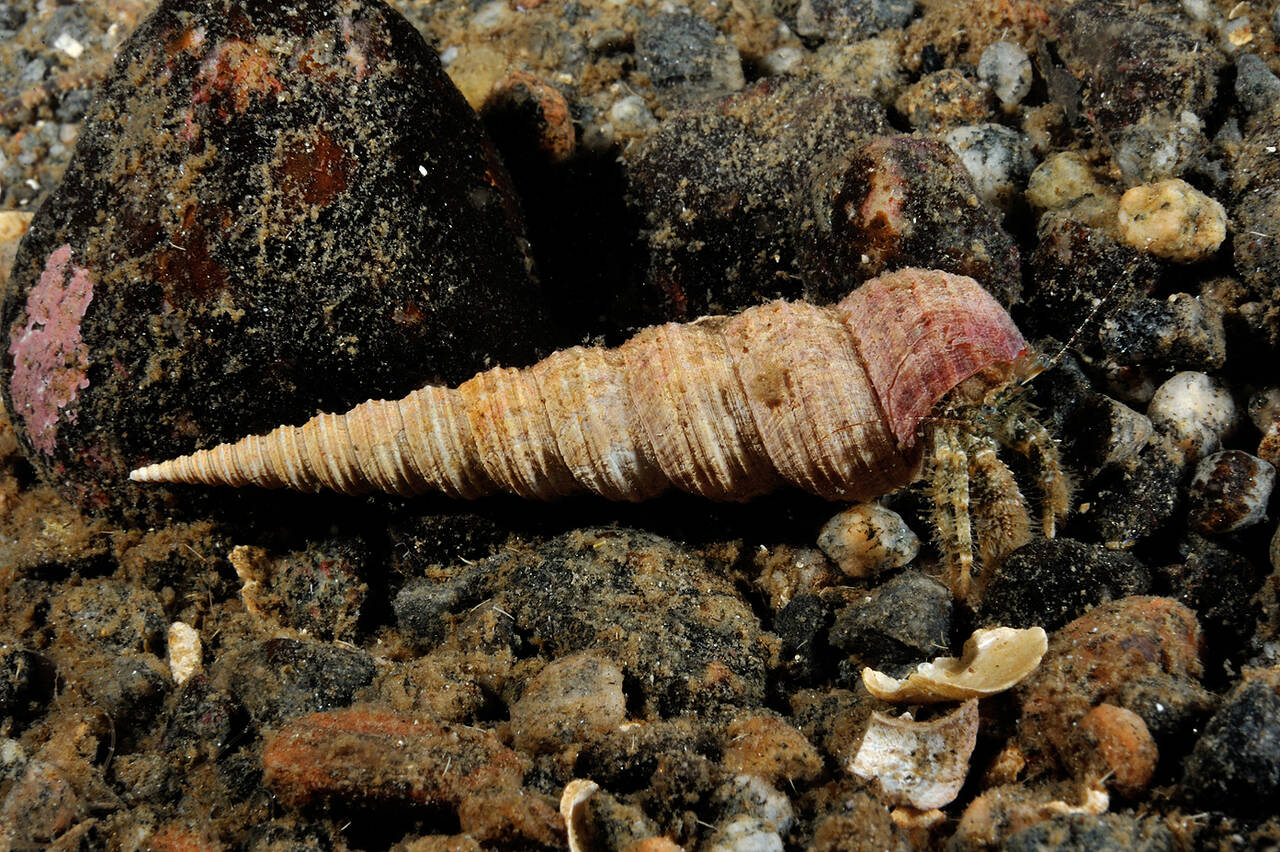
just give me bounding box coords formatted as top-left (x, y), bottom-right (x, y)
top-left (849, 699), bottom-right (979, 809)
top-left (862, 626), bottom-right (1047, 703)
top-left (561, 779), bottom-right (600, 852)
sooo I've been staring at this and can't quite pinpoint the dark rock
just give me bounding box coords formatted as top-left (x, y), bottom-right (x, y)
top-left (474, 529), bottom-right (776, 716)
top-left (626, 77), bottom-right (889, 318)
top-left (1235, 54), bottom-right (1280, 115)
top-left (829, 134), bottom-right (1021, 305)
top-left (1054, 0), bottom-right (1222, 181)
top-left (275, 537), bottom-right (369, 641)
top-left (1186, 450), bottom-right (1275, 535)
top-left (1023, 213), bottom-right (1160, 351)
top-left (774, 593), bottom-right (833, 685)
top-left (1078, 434), bottom-right (1184, 548)
top-left (49, 578), bottom-right (166, 654)
top-left (1160, 535), bottom-right (1267, 664)
top-left (1002, 813), bottom-right (1174, 851)
top-left (1233, 102), bottom-right (1280, 342)
top-left (1, 0), bottom-right (547, 521)
top-left (1058, 391), bottom-right (1154, 479)
top-left (829, 571), bottom-right (951, 666)
top-left (162, 674), bottom-right (239, 766)
top-left (1097, 293), bottom-right (1226, 370)
top-left (0, 647), bottom-right (56, 726)
top-left (394, 563), bottom-right (495, 648)
top-left (634, 11), bottom-right (743, 105)
top-left (794, 0), bottom-right (915, 41)
top-left (1181, 668), bottom-right (1280, 816)
top-left (210, 637), bottom-right (375, 727)
top-left (977, 537), bottom-right (1151, 631)
top-left (78, 652), bottom-right (170, 738)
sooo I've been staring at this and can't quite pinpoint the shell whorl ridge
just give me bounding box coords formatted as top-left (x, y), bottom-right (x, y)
top-left (129, 268), bottom-right (1027, 502)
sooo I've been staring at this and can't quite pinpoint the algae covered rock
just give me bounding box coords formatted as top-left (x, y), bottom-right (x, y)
top-left (2, 0), bottom-right (546, 520)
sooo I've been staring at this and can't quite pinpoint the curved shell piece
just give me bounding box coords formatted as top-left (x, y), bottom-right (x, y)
top-left (862, 626), bottom-right (1048, 703)
top-left (130, 269), bottom-right (1027, 502)
top-left (849, 699), bottom-right (979, 809)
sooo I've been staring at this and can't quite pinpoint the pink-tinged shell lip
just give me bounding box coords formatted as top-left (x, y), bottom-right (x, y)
top-left (7, 244), bottom-right (94, 455)
top-left (840, 269), bottom-right (1028, 447)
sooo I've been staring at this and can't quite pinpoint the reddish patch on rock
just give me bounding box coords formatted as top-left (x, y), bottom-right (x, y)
top-left (150, 205), bottom-right (229, 304)
top-left (7, 245), bottom-right (94, 455)
top-left (192, 38), bottom-right (284, 119)
top-left (274, 131), bottom-right (352, 215)
top-left (262, 706), bottom-right (528, 809)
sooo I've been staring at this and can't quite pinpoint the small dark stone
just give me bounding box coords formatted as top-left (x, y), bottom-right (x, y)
top-left (794, 0), bottom-right (915, 41)
top-left (1186, 450), bottom-right (1275, 535)
top-left (393, 564), bottom-right (494, 647)
top-left (276, 537), bottom-right (369, 641)
top-left (473, 529), bottom-right (775, 716)
top-left (774, 593), bottom-right (833, 685)
top-left (162, 674), bottom-right (239, 766)
top-left (1002, 813), bottom-right (1174, 852)
top-left (1023, 213), bottom-right (1160, 351)
top-left (210, 638), bottom-right (375, 728)
top-left (1054, 0), bottom-right (1223, 181)
top-left (829, 571), bottom-right (951, 665)
top-left (626, 77), bottom-right (888, 319)
top-left (49, 578), bottom-right (166, 654)
top-left (1181, 669), bottom-right (1280, 816)
top-left (1235, 54), bottom-right (1280, 115)
top-left (1079, 434), bottom-right (1184, 548)
top-left (634, 12), bottom-right (742, 103)
top-left (0, 648), bottom-right (56, 726)
top-left (1160, 535), bottom-right (1267, 663)
top-left (1, 0), bottom-right (547, 521)
top-left (78, 653), bottom-right (170, 742)
top-left (1060, 392), bottom-right (1154, 478)
top-left (977, 538), bottom-right (1151, 631)
top-left (53, 88), bottom-right (93, 124)
top-left (0, 4), bottom-right (28, 31)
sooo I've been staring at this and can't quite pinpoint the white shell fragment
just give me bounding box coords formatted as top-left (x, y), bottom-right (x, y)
top-left (817, 502), bottom-right (919, 578)
top-left (849, 700), bottom-right (979, 809)
top-left (167, 621), bottom-right (202, 685)
top-left (560, 778), bottom-right (600, 852)
top-left (862, 626), bottom-right (1048, 703)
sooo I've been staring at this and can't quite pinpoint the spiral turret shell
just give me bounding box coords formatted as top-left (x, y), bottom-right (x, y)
top-left (130, 268), bottom-right (1027, 502)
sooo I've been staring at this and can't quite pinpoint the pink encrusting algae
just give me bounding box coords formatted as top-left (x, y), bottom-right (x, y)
top-left (7, 244), bottom-right (94, 454)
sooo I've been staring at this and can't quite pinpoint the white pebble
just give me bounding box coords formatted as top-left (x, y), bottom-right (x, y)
top-left (818, 502), bottom-right (919, 578)
top-left (1148, 371), bottom-right (1237, 460)
top-left (977, 41), bottom-right (1033, 107)
top-left (609, 94), bottom-right (657, 136)
top-left (702, 815), bottom-right (784, 852)
top-left (850, 700), bottom-right (979, 809)
top-left (167, 622), bottom-right (202, 685)
top-left (944, 124), bottom-right (1036, 214)
top-left (760, 45), bottom-right (805, 77)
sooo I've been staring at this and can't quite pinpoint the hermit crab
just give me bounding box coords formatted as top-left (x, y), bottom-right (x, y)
top-left (131, 268), bottom-right (1070, 599)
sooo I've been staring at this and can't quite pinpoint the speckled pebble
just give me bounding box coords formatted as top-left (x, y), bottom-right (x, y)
top-left (634, 11), bottom-right (744, 107)
top-left (1097, 292), bottom-right (1226, 369)
top-left (829, 571), bottom-right (951, 666)
top-left (817, 502), bottom-right (918, 578)
top-left (1117, 179), bottom-right (1227, 262)
top-left (977, 40), bottom-right (1033, 107)
top-left (1001, 813), bottom-right (1174, 852)
top-left (1147, 371), bottom-right (1238, 461)
top-left (943, 123), bottom-right (1037, 214)
top-left (794, 0), bottom-right (914, 41)
top-left (712, 773), bottom-right (794, 834)
top-left (702, 815), bottom-right (783, 852)
top-left (1235, 53), bottom-right (1280, 114)
top-left (210, 638), bottom-right (375, 727)
top-left (507, 652), bottom-right (626, 755)
top-left (1187, 450), bottom-right (1275, 534)
top-left (720, 714), bottom-right (823, 786)
top-left (894, 69), bottom-right (993, 131)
